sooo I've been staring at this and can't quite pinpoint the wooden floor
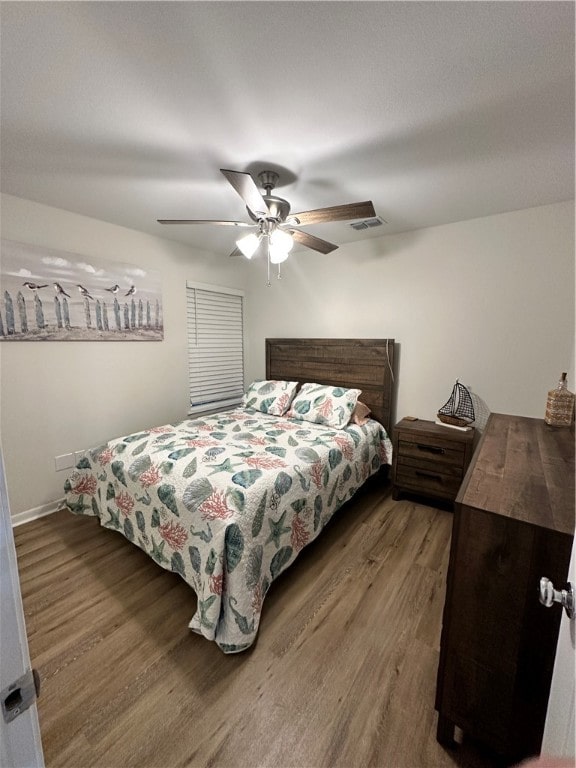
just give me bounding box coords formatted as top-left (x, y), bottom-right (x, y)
top-left (15, 479), bottom-right (504, 768)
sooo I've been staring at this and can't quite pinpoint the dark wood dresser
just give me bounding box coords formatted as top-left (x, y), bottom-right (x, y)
top-left (392, 418), bottom-right (475, 504)
top-left (435, 413), bottom-right (575, 760)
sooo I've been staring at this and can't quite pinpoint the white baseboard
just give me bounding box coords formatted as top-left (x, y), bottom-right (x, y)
top-left (12, 498), bottom-right (65, 527)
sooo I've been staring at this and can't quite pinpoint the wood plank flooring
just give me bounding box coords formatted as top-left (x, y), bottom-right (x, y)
top-left (14, 478), bottom-right (505, 768)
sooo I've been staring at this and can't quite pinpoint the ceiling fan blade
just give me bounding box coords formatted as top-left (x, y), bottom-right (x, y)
top-left (290, 229), bottom-right (338, 254)
top-left (157, 219), bottom-right (256, 227)
top-left (220, 169), bottom-right (270, 218)
top-left (290, 200), bottom-right (376, 226)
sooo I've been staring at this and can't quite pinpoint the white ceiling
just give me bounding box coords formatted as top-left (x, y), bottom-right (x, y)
top-left (1, 2), bottom-right (574, 257)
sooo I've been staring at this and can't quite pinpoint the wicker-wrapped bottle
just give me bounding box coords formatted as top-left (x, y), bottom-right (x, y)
top-left (544, 372), bottom-right (575, 426)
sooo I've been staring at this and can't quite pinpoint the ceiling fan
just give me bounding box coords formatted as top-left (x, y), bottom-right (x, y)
top-left (158, 169), bottom-right (376, 280)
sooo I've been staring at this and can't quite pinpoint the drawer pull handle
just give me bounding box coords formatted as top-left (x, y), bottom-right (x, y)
top-left (417, 444), bottom-right (445, 454)
top-left (415, 470), bottom-right (443, 482)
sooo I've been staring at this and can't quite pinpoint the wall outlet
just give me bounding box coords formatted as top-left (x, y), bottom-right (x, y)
top-left (54, 453), bottom-right (75, 472)
top-left (74, 450), bottom-right (85, 463)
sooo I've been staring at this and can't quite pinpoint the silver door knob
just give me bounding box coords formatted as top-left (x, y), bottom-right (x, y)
top-left (539, 577), bottom-right (574, 620)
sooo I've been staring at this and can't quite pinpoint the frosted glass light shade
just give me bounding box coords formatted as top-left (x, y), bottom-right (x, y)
top-left (269, 229), bottom-right (293, 264)
top-left (236, 233), bottom-right (261, 259)
top-left (269, 245), bottom-right (289, 264)
top-left (270, 229), bottom-right (293, 252)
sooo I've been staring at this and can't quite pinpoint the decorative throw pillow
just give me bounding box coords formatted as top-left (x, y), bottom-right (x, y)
top-left (242, 380), bottom-right (299, 416)
top-left (287, 383), bottom-right (361, 429)
top-left (350, 401), bottom-right (372, 426)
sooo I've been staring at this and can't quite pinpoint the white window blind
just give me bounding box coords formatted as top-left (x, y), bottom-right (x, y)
top-left (186, 282), bottom-right (244, 414)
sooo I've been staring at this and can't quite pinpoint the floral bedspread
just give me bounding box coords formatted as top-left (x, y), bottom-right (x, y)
top-left (65, 409), bottom-right (392, 653)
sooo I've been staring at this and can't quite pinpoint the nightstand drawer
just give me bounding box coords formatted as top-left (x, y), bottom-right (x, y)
top-left (397, 453), bottom-right (465, 477)
top-left (397, 438), bottom-right (465, 470)
top-left (396, 466), bottom-right (463, 500)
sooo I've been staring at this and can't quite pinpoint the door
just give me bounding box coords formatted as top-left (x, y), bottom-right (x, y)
top-left (541, 536), bottom-right (575, 758)
top-left (0, 445), bottom-right (44, 767)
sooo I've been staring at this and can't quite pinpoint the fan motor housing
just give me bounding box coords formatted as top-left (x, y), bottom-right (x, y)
top-left (247, 195), bottom-right (291, 223)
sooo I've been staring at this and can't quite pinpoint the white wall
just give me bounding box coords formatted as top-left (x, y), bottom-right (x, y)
top-left (244, 201), bottom-right (575, 426)
top-left (2, 195), bottom-right (574, 518)
top-left (0, 194), bottom-right (249, 518)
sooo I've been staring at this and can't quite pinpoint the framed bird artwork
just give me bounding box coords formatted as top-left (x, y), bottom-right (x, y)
top-left (0, 240), bottom-right (163, 341)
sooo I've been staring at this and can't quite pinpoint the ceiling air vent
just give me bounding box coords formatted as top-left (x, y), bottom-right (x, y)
top-left (350, 216), bottom-right (386, 231)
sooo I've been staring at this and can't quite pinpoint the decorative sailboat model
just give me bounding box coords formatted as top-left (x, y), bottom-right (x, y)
top-left (437, 380), bottom-right (475, 429)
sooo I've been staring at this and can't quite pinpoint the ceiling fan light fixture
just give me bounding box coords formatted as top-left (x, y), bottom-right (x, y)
top-left (269, 244), bottom-right (290, 264)
top-left (159, 166), bottom-right (376, 282)
top-left (236, 232), bottom-right (261, 259)
top-left (269, 228), bottom-right (294, 253)
top-left (268, 229), bottom-right (293, 264)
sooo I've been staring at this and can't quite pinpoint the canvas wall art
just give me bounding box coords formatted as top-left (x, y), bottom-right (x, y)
top-left (0, 240), bottom-right (163, 341)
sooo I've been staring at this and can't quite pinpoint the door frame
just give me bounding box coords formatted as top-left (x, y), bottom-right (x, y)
top-left (542, 536), bottom-right (576, 757)
top-left (0, 445), bottom-right (44, 768)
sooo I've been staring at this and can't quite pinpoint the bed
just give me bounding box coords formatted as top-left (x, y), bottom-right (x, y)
top-left (65, 338), bottom-right (395, 652)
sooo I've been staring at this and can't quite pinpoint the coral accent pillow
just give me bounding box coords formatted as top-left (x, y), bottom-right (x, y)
top-left (287, 383), bottom-right (361, 429)
top-left (242, 380), bottom-right (299, 416)
top-left (351, 401), bottom-right (372, 426)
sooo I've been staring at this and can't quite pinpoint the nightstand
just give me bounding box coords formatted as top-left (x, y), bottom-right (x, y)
top-left (392, 418), bottom-right (475, 504)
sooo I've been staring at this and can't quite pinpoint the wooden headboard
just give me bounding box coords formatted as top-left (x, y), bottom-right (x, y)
top-left (266, 338), bottom-right (395, 434)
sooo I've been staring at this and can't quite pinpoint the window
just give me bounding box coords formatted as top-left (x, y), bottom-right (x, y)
top-left (186, 281), bottom-right (245, 415)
